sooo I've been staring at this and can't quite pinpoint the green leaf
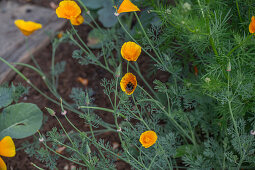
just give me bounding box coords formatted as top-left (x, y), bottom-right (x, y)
top-left (0, 103), bottom-right (43, 139)
top-left (0, 87), bottom-right (13, 109)
top-left (87, 28), bottom-right (107, 49)
top-left (97, 1), bottom-right (118, 28)
top-left (174, 144), bottom-right (195, 158)
top-left (81, 0), bottom-right (104, 9)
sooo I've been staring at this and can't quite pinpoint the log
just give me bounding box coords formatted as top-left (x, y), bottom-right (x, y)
top-left (0, 1), bottom-right (66, 83)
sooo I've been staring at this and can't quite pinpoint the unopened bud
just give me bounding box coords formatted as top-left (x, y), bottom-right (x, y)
top-left (45, 107), bottom-right (55, 116)
top-left (115, 64), bottom-right (121, 78)
top-left (86, 143), bottom-right (91, 154)
top-left (85, 93), bottom-right (90, 105)
top-left (226, 61), bottom-right (231, 72)
top-left (251, 130), bottom-right (255, 135)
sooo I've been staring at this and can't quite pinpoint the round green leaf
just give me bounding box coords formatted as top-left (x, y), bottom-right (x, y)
top-left (0, 87), bottom-right (13, 109)
top-left (81, 0), bottom-right (104, 9)
top-left (0, 103), bottom-right (43, 139)
top-left (97, 6), bottom-right (117, 28)
top-left (87, 28), bottom-right (107, 49)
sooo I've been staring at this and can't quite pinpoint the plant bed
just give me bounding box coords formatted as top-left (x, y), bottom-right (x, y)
top-left (2, 0), bottom-right (255, 170)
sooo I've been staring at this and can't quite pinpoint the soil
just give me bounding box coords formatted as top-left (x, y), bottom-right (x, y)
top-left (3, 1), bottom-right (170, 170)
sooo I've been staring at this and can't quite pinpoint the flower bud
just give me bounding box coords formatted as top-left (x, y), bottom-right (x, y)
top-left (226, 61), bottom-right (231, 72)
top-left (45, 107), bottom-right (56, 116)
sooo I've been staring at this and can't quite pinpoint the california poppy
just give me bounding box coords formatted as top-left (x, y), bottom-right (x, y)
top-left (56, 0), bottom-right (81, 20)
top-left (14, 20), bottom-right (42, 36)
top-left (0, 136), bottom-right (16, 170)
top-left (120, 73), bottom-right (137, 95)
top-left (139, 131), bottom-right (157, 148)
top-left (249, 16), bottom-right (255, 34)
top-left (117, 0), bottom-right (140, 14)
top-left (70, 15), bottom-right (84, 26)
top-left (121, 42), bottom-right (141, 61)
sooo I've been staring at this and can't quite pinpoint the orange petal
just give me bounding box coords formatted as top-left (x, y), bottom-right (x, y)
top-left (0, 157), bottom-right (6, 170)
top-left (249, 16), bottom-right (255, 34)
top-left (117, 0), bottom-right (140, 14)
top-left (70, 15), bottom-right (84, 26)
top-left (194, 66), bottom-right (198, 76)
top-left (0, 136), bottom-right (16, 157)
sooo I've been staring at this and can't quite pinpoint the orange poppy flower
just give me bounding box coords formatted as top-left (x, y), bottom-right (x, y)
top-left (121, 42), bottom-right (141, 61)
top-left (70, 15), bottom-right (84, 25)
top-left (249, 16), bottom-right (255, 34)
top-left (0, 136), bottom-right (16, 170)
top-left (194, 66), bottom-right (198, 76)
top-left (120, 73), bottom-right (137, 95)
top-left (117, 0), bottom-right (140, 14)
top-left (56, 0), bottom-right (81, 20)
top-left (139, 131), bottom-right (157, 148)
top-left (14, 20), bottom-right (42, 36)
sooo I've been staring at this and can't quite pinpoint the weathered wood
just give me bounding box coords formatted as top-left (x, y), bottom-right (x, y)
top-left (0, 2), bottom-right (66, 83)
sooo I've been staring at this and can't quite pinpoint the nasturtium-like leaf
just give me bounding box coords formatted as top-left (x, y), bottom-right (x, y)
top-left (0, 103), bottom-right (43, 139)
top-left (81, 0), bottom-right (104, 9)
top-left (97, 6), bottom-right (118, 28)
top-left (87, 28), bottom-right (107, 49)
top-left (0, 87), bottom-right (13, 109)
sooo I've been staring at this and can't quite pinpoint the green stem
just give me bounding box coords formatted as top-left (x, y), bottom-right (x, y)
top-left (51, 47), bottom-right (56, 87)
top-left (76, 0), bottom-right (103, 32)
top-left (117, 16), bottom-right (159, 64)
top-left (227, 34), bottom-right (253, 57)
top-left (137, 85), bottom-right (193, 142)
top-left (127, 61), bottom-right (129, 72)
top-left (55, 116), bottom-right (92, 168)
top-left (38, 132), bottom-right (87, 167)
top-left (134, 12), bottom-right (162, 63)
top-left (79, 106), bottom-right (114, 113)
top-left (30, 163), bottom-right (44, 170)
top-left (235, 0), bottom-right (243, 23)
top-left (197, 0), bottom-right (205, 18)
top-left (129, 62), bottom-right (158, 99)
top-left (227, 71), bottom-right (243, 167)
top-left (131, 95), bottom-right (150, 130)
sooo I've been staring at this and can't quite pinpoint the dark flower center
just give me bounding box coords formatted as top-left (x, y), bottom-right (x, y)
top-left (126, 82), bottom-right (134, 92)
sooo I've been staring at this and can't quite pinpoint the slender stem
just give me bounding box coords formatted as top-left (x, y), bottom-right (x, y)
top-left (76, 0), bottom-right (103, 32)
top-left (131, 95), bottom-right (150, 130)
top-left (197, 0), bottom-right (205, 18)
top-left (30, 163), bottom-right (44, 170)
top-left (86, 104), bottom-right (107, 162)
top-left (137, 85), bottom-right (193, 142)
top-left (127, 61), bottom-right (129, 72)
top-left (134, 12), bottom-right (162, 63)
top-left (227, 71), bottom-right (243, 167)
top-left (79, 106), bottom-right (114, 113)
top-left (51, 47), bottom-right (56, 87)
top-left (227, 34), bottom-right (253, 57)
top-left (55, 116), bottom-right (92, 168)
top-left (37, 132), bottom-right (87, 167)
top-left (148, 154), bottom-right (158, 169)
top-left (129, 62), bottom-right (158, 99)
top-left (117, 16), bottom-right (160, 64)
top-left (235, 0), bottom-right (243, 23)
